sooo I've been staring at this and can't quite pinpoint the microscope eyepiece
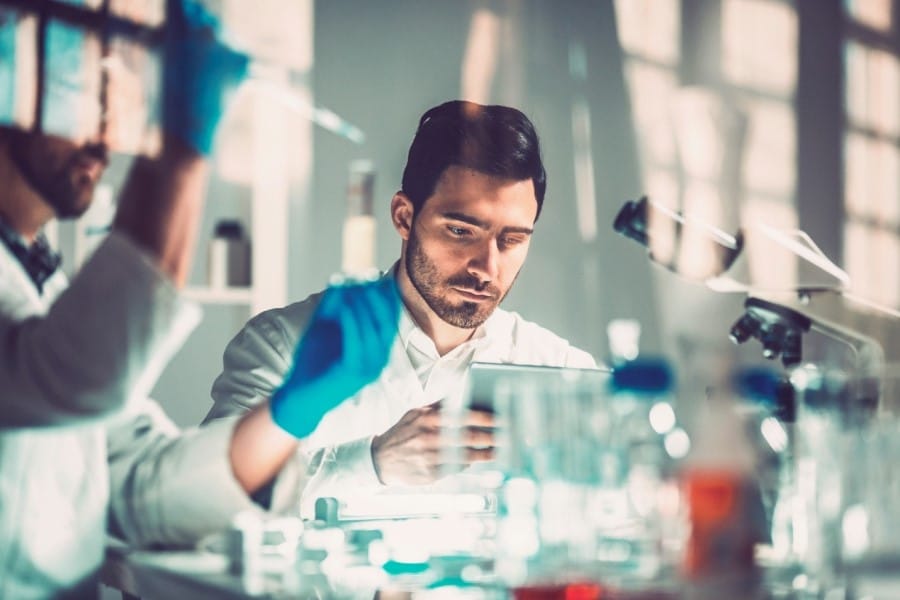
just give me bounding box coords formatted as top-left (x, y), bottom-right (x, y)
top-left (612, 197), bottom-right (650, 247)
top-left (613, 196), bottom-right (743, 280)
top-left (729, 313), bottom-right (760, 345)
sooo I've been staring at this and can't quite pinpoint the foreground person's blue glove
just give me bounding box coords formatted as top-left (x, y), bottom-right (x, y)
top-left (270, 277), bottom-right (402, 438)
top-left (163, 0), bottom-right (249, 155)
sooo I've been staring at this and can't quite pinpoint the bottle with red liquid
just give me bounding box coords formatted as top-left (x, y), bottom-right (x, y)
top-left (680, 388), bottom-right (768, 595)
top-left (512, 581), bottom-right (604, 600)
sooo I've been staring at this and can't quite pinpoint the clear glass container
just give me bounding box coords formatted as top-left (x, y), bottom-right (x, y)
top-left (791, 362), bottom-right (900, 597)
top-left (490, 368), bottom-right (610, 588)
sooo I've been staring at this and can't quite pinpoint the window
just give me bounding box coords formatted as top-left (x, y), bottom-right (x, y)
top-left (615, 0), bottom-right (799, 288)
top-left (0, 0), bottom-right (163, 154)
top-left (843, 0), bottom-right (900, 308)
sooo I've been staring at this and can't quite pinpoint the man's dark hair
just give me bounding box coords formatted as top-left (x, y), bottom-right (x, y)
top-left (400, 100), bottom-right (547, 221)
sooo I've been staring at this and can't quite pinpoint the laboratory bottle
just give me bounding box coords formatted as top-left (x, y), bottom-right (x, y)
top-left (680, 381), bottom-right (768, 592)
top-left (341, 160), bottom-right (378, 279)
top-left (208, 219), bottom-right (251, 288)
top-left (730, 366), bottom-right (800, 579)
top-left (603, 358), bottom-right (682, 582)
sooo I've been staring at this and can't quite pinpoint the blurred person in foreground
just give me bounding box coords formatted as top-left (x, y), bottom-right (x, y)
top-left (0, 1), bottom-right (399, 597)
top-left (205, 100), bottom-right (597, 517)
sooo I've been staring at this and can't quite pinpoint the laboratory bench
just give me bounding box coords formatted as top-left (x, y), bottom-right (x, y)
top-left (99, 535), bottom-right (900, 600)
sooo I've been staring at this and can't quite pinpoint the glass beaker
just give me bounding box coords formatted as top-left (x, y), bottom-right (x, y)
top-left (792, 362), bottom-right (900, 596)
top-left (492, 370), bottom-right (609, 589)
top-left (836, 365), bottom-right (900, 596)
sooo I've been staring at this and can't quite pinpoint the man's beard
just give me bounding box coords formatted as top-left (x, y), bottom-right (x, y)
top-left (8, 131), bottom-right (107, 219)
top-left (405, 226), bottom-right (508, 329)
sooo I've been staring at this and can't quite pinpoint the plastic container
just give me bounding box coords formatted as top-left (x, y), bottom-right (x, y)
top-left (341, 160), bottom-right (377, 279)
top-left (209, 220), bottom-right (251, 288)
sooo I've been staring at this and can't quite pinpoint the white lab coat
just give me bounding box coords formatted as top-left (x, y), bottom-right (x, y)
top-left (205, 276), bottom-right (597, 517)
top-left (0, 233), bottom-right (278, 599)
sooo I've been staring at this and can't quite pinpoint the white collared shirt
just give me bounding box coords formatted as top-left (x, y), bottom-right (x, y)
top-left (401, 308), bottom-right (490, 394)
top-left (206, 273), bottom-right (597, 518)
top-left (0, 233), bottom-right (272, 598)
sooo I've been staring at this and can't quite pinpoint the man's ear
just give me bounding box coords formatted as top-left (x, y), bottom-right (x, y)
top-left (390, 192), bottom-right (414, 241)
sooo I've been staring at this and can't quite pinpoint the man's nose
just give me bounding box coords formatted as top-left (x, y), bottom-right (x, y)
top-left (467, 238), bottom-right (500, 283)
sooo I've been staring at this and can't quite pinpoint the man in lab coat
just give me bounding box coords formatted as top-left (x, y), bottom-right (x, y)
top-left (0, 2), bottom-right (399, 597)
top-left (205, 100), bottom-right (597, 517)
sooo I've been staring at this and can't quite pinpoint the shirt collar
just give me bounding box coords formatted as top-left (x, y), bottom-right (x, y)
top-left (397, 303), bottom-right (422, 351)
top-left (0, 215), bottom-right (30, 248)
top-left (0, 215), bottom-right (61, 294)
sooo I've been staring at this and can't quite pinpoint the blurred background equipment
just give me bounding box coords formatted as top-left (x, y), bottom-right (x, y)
top-left (208, 219), bottom-right (250, 288)
top-left (341, 159), bottom-right (377, 279)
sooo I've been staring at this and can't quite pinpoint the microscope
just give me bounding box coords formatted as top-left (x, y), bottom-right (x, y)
top-left (613, 196), bottom-right (900, 415)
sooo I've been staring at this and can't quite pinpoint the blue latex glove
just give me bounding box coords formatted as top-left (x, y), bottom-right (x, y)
top-left (270, 277), bottom-right (402, 438)
top-left (163, 0), bottom-right (249, 155)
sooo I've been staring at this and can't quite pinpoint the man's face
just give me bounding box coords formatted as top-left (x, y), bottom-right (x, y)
top-left (400, 165), bottom-right (537, 329)
top-left (8, 130), bottom-right (108, 219)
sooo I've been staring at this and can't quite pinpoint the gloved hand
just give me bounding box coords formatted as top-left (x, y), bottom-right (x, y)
top-left (270, 277), bottom-right (402, 438)
top-left (163, 0), bottom-right (249, 155)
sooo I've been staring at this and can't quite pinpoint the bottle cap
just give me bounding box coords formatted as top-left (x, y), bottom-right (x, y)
top-left (611, 357), bottom-right (674, 395)
top-left (731, 366), bottom-right (795, 422)
top-left (213, 220), bottom-right (246, 239)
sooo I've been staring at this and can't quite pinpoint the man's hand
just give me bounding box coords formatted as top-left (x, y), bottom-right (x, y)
top-left (163, 0), bottom-right (249, 156)
top-left (113, 1), bottom-right (249, 284)
top-left (371, 402), bottom-right (496, 486)
top-left (232, 278), bottom-right (399, 494)
top-left (270, 277), bottom-right (401, 439)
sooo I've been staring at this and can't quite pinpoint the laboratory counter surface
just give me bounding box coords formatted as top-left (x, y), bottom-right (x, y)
top-left (103, 541), bottom-right (510, 600)
top-left (99, 540), bottom-right (900, 600)
top-left (103, 544), bottom-right (254, 600)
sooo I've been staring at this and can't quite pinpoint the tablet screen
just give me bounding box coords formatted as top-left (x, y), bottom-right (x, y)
top-left (465, 362), bottom-right (611, 413)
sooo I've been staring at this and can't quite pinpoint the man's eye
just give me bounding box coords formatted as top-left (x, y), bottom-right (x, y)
top-left (500, 236), bottom-right (526, 247)
top-left (448, 226), bottom-right (470, 236)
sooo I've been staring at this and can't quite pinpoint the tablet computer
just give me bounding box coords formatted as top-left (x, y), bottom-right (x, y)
top-left (465, 362), bottom-right (611, 413)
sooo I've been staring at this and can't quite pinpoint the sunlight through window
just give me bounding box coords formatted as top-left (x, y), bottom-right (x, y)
top-left (623, 62), bottom-right (679, 167)
top-left (614, 0), bottom-right (680, 64)
top-left (742, 196), bottom-right (798, 290)
top-left (723, 0), bottom-right (798, 95)
top-left (845, 42), bottom-right (900, 137)
top-left (845, 0), bottom-right (893, 32)
top-left (742, 99), bottom-right (796, 197)
top-left (842, 6), bottom-right (900, 309)
top-left (461, 9), bottom-right (500, 105)
top-left (616, 0), bottom-right (799, 289)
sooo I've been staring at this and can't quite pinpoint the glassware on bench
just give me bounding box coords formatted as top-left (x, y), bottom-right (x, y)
top-left (791, 363), bottom-right (900, 597)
